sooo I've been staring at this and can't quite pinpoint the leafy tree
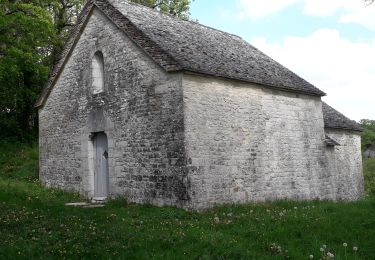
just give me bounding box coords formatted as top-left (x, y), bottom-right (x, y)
top-left (130, 0), bottom-right (193, 20)
top-left (360, 119), bottom-right (375, 149)
top-left (0, 0), bottom-right (55, 141)
top-left (46, 0), bottom-right (84, 63)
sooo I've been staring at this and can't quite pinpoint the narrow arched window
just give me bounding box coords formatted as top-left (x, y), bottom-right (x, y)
top-left (92, 51), bottom-right (104, 94)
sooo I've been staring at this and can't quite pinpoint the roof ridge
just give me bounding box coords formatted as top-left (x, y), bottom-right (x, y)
top-left (114, 0), bottom-right (244, 40)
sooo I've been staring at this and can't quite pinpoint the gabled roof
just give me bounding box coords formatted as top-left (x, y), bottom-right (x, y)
top-left (35, 0), bottom-right (326, 108)
top-left (322, 102), bottom-right (363, 132)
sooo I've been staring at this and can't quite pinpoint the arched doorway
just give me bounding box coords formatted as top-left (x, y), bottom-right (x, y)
top-left (93, 132), bottom-right (109, 200)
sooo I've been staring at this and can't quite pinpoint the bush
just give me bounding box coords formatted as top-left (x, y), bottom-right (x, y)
top-left (364, 158), bottom-right (375, 196)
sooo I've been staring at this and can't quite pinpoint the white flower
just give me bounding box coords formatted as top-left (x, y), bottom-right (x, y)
top-left (327, 252), bottom-right (334, 258)
top-left (353, 246), bottom-right (358, 251)
top-left (320, 248), bottom-right (324, 252)
top-left (294, 206), bottom-right (298, 210)
top-left (323, 245), bottom-right (327, 249)
top-left (214, 217), bottom-right (220, 223)
top-left (343, 243), bottom-right (347, 247)
top-left (309, 254), bottom-right (314, 259)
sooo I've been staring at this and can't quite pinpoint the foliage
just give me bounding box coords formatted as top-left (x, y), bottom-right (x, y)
top-left (46, 0), bottom-right (85, 62)
top-left (360, 119), bottom-right (375, 149)
top-left (364, 158), bottom-right (375, 196)
top-left (0, 0), bottom-right (54, 141)
top-left (1, 143), bottom-right (375, 259)
top-left (360, 120), bottom-right (375, 196)
top-left (130, 0), bottom-right (192, 20)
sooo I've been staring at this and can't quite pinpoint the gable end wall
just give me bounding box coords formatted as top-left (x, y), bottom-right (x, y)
top-left (39, 8), bottom-right (188, 207)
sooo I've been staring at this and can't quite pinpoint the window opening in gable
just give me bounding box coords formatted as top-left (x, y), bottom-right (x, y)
top-left (92, 51), bottom-right (104, 94)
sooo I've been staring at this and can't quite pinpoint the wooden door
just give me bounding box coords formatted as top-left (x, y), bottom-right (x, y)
top-left (94, 132), bottom-right (109, 199)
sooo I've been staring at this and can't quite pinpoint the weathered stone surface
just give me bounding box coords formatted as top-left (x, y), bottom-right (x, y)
top-left (325, 129), bottom-right (364, 200)
top-left (182, 74), bottom-right (363, 209)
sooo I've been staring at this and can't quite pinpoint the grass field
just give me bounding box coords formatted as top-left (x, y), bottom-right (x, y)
top-left (1, 142), bottom-right (375, 259)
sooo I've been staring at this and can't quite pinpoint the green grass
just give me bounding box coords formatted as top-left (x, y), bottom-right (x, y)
top-left (1, 142), bottom-right (375, 259)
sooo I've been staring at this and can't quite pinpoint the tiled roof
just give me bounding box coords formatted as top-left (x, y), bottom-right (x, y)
top-left (322, 102), bottom-right (363, 132)
top-left (35, 0), bottom-right (326, 107)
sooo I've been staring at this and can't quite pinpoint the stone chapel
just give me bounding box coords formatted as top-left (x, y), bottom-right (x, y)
top-left (36, 0), bottom-right (364, 209)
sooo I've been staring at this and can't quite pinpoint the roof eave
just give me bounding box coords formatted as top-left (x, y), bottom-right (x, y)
top-left (182, 69), bottom-right (326, 97)
top-left (324, 126), bottom-right (363, 133)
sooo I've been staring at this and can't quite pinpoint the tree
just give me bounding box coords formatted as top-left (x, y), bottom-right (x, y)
top-left (0, 0), bottom-right (55, 141)
top-left (360, 119), bottom-right (375, 150)
top-left (47, 0), bottom-right (84, 63)
top-left (130, 0), bottom-right (193, 20)
top-left (0, 0), bottom-right (86, 141)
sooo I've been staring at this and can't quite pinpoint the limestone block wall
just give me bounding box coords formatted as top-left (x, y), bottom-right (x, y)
top-left (182, 74), bottom-right (337, 209)
top-left (39, 8), bottom-right (188, 207)
top-left (325, 129), bottom-right (364, 200)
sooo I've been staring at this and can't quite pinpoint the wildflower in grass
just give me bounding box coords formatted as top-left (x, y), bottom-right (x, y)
top-left (309, 254), bottom-right (314, 259)
top-left (343, 243), bottom-right (347, 247)
top-left (353, 246), bottom-right (358, 260)
top-left (327, 252), bottom-right (334, 258)
top-left (320, 248), bottom-right (324, 252)
top-left (323, 245), bottom-right (327, 249)
top-left (294, 206), bottom-right (298, 210)
top-left (214, 217), bottom-right (220, 223)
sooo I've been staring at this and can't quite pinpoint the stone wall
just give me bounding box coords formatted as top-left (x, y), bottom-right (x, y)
top-left (182, 74), bottom-right (354, 209)
top-left (325, 129), bottom-right (364, 200)
top-left (39, 8), bottom-right (189, 207)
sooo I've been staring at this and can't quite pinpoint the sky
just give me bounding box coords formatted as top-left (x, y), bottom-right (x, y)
top-left (190, 0), bottom-right (375, 121)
